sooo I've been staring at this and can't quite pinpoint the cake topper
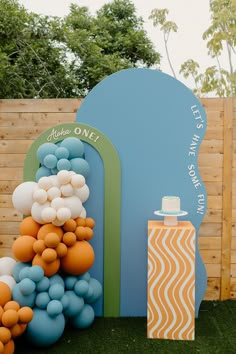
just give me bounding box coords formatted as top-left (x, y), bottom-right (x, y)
top-left (154, 196), bottom-right (188, 226)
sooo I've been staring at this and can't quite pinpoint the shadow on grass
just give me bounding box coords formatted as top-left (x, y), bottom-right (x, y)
top-left (15, 301), bottom-right (236, 354)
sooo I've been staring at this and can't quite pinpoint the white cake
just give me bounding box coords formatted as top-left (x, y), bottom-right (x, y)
top-left (161, 196), bottom-right (180, 213)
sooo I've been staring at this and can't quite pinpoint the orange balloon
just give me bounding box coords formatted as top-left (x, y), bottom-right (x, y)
top-left (0, 284), bottom-right (11, 307)
top-left (55, 243), bottom-right (67, 258)
top-left (2, 339), bottom-right (14, 354)
top-left (84, 227), bottom-right (94, 240)
top-left (33, 239), bottom-right (46, 255)
top-left (1, 310), bottom-right (18, 328)
top-left (12, 235), bottom-right (35, 262)
top-left (37, 224), bottom-right (63, 241)
top-left (62, 232), bottom-right (76, 247)
top-left (18, 307), bottom-right (33, 324)
top-left (44, 233), bottom-right (60, 248)
top-left (0, 341), bottom-right (3, 353)
top-left (10, 323), bottom-right (26, 338)
top-left (75, 226), bottom-right (87, 241)
top-left (41, 248), bottom-right (57, 264)
top-left (3, 302), bottom-right (20, 312)
top-left (85, 217), bottom-right (95, 229)
top-left (32, 255), bottom-right (60, 277)
top-left (19, 216), bottom-right (41, 238)
top-left (0, 307), bottom-right (4, 324)
top-left (63, 219), bottom-right (77, 232)
top-left (75, 217), bottom-right (86, 227)
top-left (0, 327), bottom-right (11, 344)
top-left (61, 240), bottom-right (94, 275)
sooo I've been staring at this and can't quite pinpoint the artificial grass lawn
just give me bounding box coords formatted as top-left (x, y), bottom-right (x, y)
top-left (15, 300), bottom-right (236, 354)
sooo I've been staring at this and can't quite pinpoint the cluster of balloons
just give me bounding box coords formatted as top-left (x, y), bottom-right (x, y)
top-left (0, 259), bottom-right (34, 354)
top-left (12, 170), bottom-right (89, 226)
top-left (35, 138), bottom-right (90, 181)
top-left (12, 216), bottom-right (95, 277)
top-left (2, 135), bottom-right (103, 350)
top-left (11, 264), bottom-right (102, 347)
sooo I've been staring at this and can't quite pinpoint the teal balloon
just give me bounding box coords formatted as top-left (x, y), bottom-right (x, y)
top-left (64, 275), bottom-right (77, 290)
top-left (48, 284), bottom-right (64, 300)
top-left (35, 166), bottom-right (51, 181)
top-left (55, 147), bottom-right (69, 159)
top-left (61, 294), bottom-right (69, 310)
top-left (19, 278), bottom-right (36, 295)
top-left (63, 291), bottom-right (84, 318)
top-left (78, 272), bottom-right (91, 282)
top-left (43, 154), bottom-right (58, 169)
top-left (36, 276), bottom-right (50, 292)
top-left (12, 283), bottom-right (36, 307)
top-left (37, 143), bottom-right (57, 164)
top-left (19, 267), bottom-right (30, 281)
top-left (26, 308), bottom-right (65, 347)
top-left (74, 280), bottom-right (89, 297)
top-left (60, 137), bottom-right (84, 158)
top-left (13, 262), bottom-right (30, 282)
top-left (70, 304), bottom-right (95, 329)
top-left (57, 158), bottom-right (71, 171)
top-left (29, 266), bottom-right (44, 283)
top-left (49, 274), bottom-right (64, 287)
top-left (70, 158), bottom-right (90, 177)
top-left (35, 292), bottom-right (51, 309)
top-left (47, 300), bottom-right (63, 317)
top-left (85, 278), bottom-right (102, 304)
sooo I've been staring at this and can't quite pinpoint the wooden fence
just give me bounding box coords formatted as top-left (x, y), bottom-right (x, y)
top-left (0, 98), bottom-right (235, 301)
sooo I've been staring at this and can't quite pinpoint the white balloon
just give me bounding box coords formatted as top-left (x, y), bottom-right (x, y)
top-left (74, 184), bottom-right (90, 203)
top-left (33, 188), bottom-right (48, 204)
top-left (71, 174), bottom-right (85, 189)
top-left (0, 275), bottom-right (16, 289)
top-left (49, 175), bottom-right (60, 188)
top-left (47, 186), bottom-right (61, 201)
top-left (41, 207), bottom-right (57, 223)
top-left (57, 170), bottom-right (71, 185)
top-left (31, 201), bottom-right (50, 224)
top-left (57, 207), bottom-right (71, 221)
top-left (79, 207), bottom-right (87, 218)
top-left (64, 196), bottom-right (82, 219)
top-left (60, 184), bottom-right (74, 197)
top-left (51, 197), bottom-right (65, 210)
top-left (12, 181), bottom-right (37, 215)
top-left (0, 257), bottom-right (16, 276)
top-left (38, 176), bottom-right (53, 191)
top-left (52, 218), bottom-right (65, 227)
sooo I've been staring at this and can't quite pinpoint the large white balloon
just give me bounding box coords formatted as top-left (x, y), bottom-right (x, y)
top-left (74, 184), bottom-right (90, 203)
top-left (12, 181), bottom-right (37, 215)
top-left (0, 257), bottom-right (16, 276)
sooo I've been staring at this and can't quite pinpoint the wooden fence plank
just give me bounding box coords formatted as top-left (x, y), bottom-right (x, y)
top-left (0, 99), bottom-right (82, 113)
top-left (221, 98), bottom-right (233, 300)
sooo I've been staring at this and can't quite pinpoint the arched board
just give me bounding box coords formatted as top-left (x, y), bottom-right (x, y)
top-left (76, 68), bottom-right (207, 317)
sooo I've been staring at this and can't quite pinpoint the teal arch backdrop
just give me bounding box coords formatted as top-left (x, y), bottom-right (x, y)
top-left (76, 68), bottom-right (207, 317)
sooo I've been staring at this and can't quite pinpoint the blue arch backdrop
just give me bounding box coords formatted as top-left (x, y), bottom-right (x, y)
top-left (76, 68), bottom-right (207, 317)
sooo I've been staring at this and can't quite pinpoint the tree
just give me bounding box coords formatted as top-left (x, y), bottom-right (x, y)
top-left (149, 8), bottom-right (178, 78)
top-left (180, 0), bottom-right (236, 97)
top-left (0, 0), bottom-right (160, 98)
top-left (64, 0), bottom-right (160, 93)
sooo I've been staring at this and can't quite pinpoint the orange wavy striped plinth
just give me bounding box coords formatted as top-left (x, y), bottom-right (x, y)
top-left (147, 221), bottom-right (195, 340)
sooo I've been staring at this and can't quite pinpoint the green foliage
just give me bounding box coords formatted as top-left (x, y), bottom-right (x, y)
top-left (0, 0), bottom-right (160, 98)
top-left (179, 0), bottom-right (236, 97)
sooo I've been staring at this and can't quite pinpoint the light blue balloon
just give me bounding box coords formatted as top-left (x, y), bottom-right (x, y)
top-left (35, 166), bottom-right (51, 181)
top-left (13, 262), bottom-right (30, 283)
top-left (47, 300), bottom-right (63, 317)
top-left (61, 294), bottom-right (69, 310)
top-left (55, 147), bottom-right (69, 159)
top-left (57, 158), bottom-right (71, 171)
top-left (63, 290), bottom-right (84, 318)
top-left (60, 137), bottom-right (84, 158)
top-left (48, 284), bottom-right (64, 300)
top-left (12, 283), bottom-right (36, 307)
top-left (84, 278), bottom-right (102, 304)
top-left (19, 278), bottom-right (36, 295)
top-left (43, 154), bottom-right (58, 169)
top-left (77, 272), bottom-right (91, 282)
top-left (74, 280), bottom-right (89, 297)
top-left (19, 267), bottom-right (31, 281)
top-left (36, 276), bottom-right (50, 292)
top-left (26, 308), bottom-right (65, 347)
top-left (35, 292), bottom-right (51, 309)
top-left (70, 158), bottom-right (90, 177)
top-left (37, 143), bottom-right (57, 164)
top-left (29, 266), bottom-right (44, 283)
top-left (70, 304), bottom-right (95, 329)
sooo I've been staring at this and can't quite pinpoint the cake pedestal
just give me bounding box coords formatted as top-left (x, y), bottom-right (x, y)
top-left (147, 220), bottom-right (195, 340)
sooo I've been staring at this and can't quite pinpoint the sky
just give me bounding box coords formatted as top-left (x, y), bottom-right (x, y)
top-left (18, 0), bottom-right (228, 87)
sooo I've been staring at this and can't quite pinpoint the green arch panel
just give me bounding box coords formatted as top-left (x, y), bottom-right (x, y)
top-left (24, 122), bottom-right (121, 317)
